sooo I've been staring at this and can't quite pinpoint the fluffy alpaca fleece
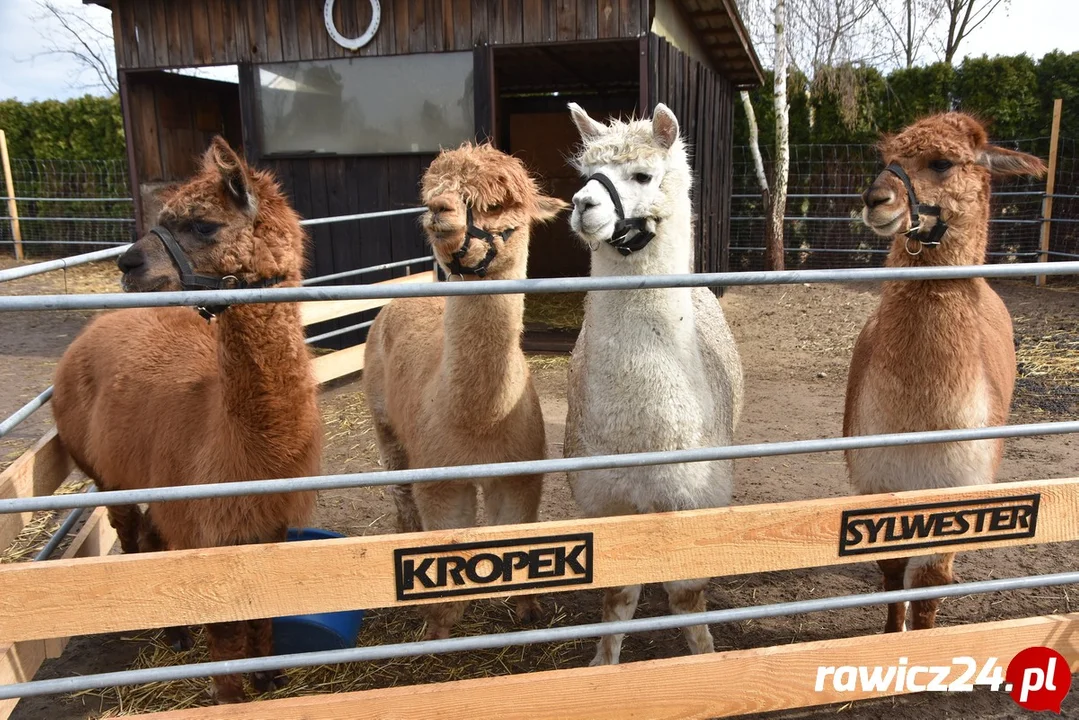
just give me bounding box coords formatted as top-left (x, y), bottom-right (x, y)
top-left (52, 138), bottom-right (320, 703)
top-left (846, 112), bottom-right (1046, 632)
top-left (363, 143), bottom-right (567, 640)
top-left (564, 104), bottom-right (744, 665)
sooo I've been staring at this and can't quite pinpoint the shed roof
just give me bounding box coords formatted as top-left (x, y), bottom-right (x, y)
top-left (673, 0), bottom-right (764, 89)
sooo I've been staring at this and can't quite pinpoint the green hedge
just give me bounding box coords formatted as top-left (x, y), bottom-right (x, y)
top-left (0, 95), bottom-right (124, 160)
top-left (736, 52), bottom-right (1079, 147)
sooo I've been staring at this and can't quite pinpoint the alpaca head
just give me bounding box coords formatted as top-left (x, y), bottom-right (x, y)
top-left (862, 112), bottom-right (1045, 260)
top-left (118, 137), bottom-right (306, 293)
top-left (567, 103), bottom-right (690, 258)
top-left (420, 143), bottom-right (567, 279)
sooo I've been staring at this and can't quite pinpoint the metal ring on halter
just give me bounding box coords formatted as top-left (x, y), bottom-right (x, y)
top-left (905, 237), bottom-right (923, 256)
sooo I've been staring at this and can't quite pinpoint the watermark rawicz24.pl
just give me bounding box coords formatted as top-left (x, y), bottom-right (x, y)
top-left (815, 646), bottom-right (1071, 713)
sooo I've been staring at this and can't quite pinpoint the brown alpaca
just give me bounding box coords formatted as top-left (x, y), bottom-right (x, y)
top-left (363, 143), bottom-right (567, 640)
top-left (52, 138), bottom-right (320, 703)
top-left (846, 113), bottom-right (1046, 632)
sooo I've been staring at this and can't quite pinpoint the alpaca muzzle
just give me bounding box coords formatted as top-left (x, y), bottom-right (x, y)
top-left (444, 207), bottom-right (515, 278)
top-left (586, 173), bottom-right (657, 256)
top-left (882, 163), bottom-right (949, 252)
top-left (148, 225), bottom-right (284, 321)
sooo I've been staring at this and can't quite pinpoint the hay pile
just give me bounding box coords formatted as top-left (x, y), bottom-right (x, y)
top-left (81, 600), bottom-right (586, 716)
top-left (0, 475), bottom-right (92, 564)
top-left (1012, 311), bottom-right (1079, 419)
top-left (524, 292), bottom-right (584, 331)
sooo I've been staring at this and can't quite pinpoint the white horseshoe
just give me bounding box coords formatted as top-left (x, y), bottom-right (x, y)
top-left (324, 0), bottom-right (381, 51)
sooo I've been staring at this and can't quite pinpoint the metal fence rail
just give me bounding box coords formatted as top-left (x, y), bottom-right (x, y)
top-left (2, 420), bottom-right (1077, 515)
top-left (1, 568), bottom-right (1076, 701)
top-left (2, 261), bottom-right (1078, 313)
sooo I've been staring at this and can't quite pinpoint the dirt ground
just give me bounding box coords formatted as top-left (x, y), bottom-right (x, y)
top-left (2, 258), bottom-right (1078, 719)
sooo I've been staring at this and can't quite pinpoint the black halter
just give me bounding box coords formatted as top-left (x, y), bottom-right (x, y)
top-left (444, 207), bottom-right (515, 278)
top-left (148, 225), bottom-right (284, 321)
top-left (587, 173), bottom-right (657, 256)
top-left (883, 163), bottom-right (949, 248)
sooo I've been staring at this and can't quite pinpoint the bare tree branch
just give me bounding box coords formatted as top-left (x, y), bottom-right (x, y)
top-left (22, 1), bottom-right (118, 95)
top-left (942, 0), bottom-right (1008, 64)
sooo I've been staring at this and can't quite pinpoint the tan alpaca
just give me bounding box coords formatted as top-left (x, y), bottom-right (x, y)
top-left (847, 113), bottom-right (1046, 632)
top-left (52, 138), bottom-right (321, 703)
top-left (363, 143), bottom-right (567, 640)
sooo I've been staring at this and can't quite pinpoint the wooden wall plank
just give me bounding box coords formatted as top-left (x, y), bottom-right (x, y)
top-left (294, 0), bottom-right (315, 59)
top-left (598, 0), bottom-right (619, 38)
top-left (190, 1), bottom-right (213, 65)
top-left (441, 0), bottom-right (456, 50)
top-left (471, 0), bottom-right (489, 44)
top-left (263, 0), bottom-right (285, 61)
top-left (394, 0), bottom-right (411, 56)
top-left (521, 0), bottom-right (542, 42)
top-left (162, 0), bottom-right (184, 67)
top-left (555, 0), bottom-right (575, 41)
top-left (132, 0), bottom-right (157, 67)
top-left (575, 0), bottom-right (597, 40)
top-left (0, 430), bottom-right (74, 553)
top-left (426, 0), bottom-right (445, 52)
top-left (122, 613), bottom-right (1079, 720)
top-left (409, 0), bottom-right (428, 52)
top-left (0, 476), bottom-right (1074, 642)
top-left (502, 0), bottom-right (522, 44)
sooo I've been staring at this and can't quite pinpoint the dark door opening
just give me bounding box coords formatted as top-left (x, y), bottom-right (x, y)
top-left (492, 40), bottom-right (641, 280)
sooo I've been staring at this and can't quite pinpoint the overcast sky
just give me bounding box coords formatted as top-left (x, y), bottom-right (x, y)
top-left (1, 0), bottom-right (1078, 102)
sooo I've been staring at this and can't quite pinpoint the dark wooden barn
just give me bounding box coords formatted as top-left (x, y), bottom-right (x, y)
top-left (89, 0), bottom-right (760, 341)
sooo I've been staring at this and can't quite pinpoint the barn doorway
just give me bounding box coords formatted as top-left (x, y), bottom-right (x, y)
top-left (492, 40), bottom-right (641, 281)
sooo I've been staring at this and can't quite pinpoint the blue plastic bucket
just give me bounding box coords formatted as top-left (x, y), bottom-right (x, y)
top-left (271, 528), bottom-right (365, 655)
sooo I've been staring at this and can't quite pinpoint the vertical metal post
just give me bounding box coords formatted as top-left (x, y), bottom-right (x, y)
top-left (0, 129), bottom-right (24, 260)
top-left (1038, 98), bottom-right (1063, 286)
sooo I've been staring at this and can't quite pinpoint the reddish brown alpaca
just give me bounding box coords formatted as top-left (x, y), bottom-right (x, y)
top-left (52, 138), bottom-right (320, 703)
top-left (846, 113), bottom-right (1046, 632)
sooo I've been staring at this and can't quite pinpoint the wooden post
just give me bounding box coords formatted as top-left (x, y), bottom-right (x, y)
top-left (0, 130), bottom-right (23, 261)
top-left (1037, 98), bottom-right (1062, 286)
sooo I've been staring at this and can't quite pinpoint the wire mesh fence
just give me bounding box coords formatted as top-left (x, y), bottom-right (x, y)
top-left (0, 158), bottom-right (135, 257)
top-left (728, 139), bottom-right (1071, 271)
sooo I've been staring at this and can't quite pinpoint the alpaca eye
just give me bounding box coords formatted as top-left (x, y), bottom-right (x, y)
top-left (929, 159), bottom-right (954, 172)
top-left (487, 204), bottom-right (503, 213)
top-left (633, 173), bottom-right (653, 184)
top-left (191, 221), bottom-right (221, 239)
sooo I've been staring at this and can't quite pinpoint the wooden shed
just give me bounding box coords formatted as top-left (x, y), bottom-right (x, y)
top-left (89, 0), bottom-right (761, 305)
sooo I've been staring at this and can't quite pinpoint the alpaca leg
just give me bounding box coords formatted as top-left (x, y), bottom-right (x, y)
top-left (590, 584), bottom-right (643, 666)
top-left (138, 518), bottom-right (193, 651)
top-left (663, 577), bottom-right (714, 655)
top-left (877, 557), bottom-right (909, 633)
top-left (411, 481), bottom-right (478, 640)
top-left (247, 618), bottom-right (289, 694)
top-left (483, 474), bottom-right (544, 623)
top-left (204, 621), bottom-right (249, 704)
top-left (906, 553), bottom-right (955, 630)
top-left (247, 527), bottom-right (290, 694)
top-left (106, 504), bottom-right (144, 555)
top-left (372, 419), bottom-right (420, 534)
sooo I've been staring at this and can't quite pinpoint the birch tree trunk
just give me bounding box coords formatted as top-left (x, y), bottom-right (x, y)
top-left (739, 90), bottom-right (771, 219)
top-left (766, 0), bottom-right (789, 271)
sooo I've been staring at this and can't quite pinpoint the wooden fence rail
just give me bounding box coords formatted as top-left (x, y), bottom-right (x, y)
top-left (0, 476), bottom-right (1073, 643)
top-left (130, 613), bottom-right (1079, 720)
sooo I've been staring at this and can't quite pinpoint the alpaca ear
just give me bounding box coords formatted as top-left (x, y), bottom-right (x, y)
top-left (974, 145), bottom-right (1047, 179)
top-left (568, 103), bottom-right (604, 140)
top-left (652, 104), bottom-right (679, 150)
top-left (203, 136), bottom-right (258, 217)
top-left (533, 194), bottom-right (571, 223)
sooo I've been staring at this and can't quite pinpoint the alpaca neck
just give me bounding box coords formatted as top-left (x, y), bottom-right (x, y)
top-left (439, 241), bottom-right (529, 424)
top-left (215, 291), bottom-right (315, 438)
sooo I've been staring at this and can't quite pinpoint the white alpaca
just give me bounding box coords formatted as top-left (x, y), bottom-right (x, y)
top-left (563, 103), bottom-right (744, 666)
